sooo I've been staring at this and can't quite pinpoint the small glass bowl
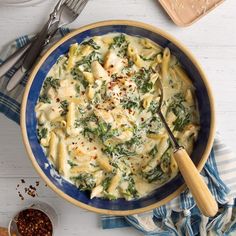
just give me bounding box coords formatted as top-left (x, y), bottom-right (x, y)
top-left (8, 201), bottom-right (58, 236)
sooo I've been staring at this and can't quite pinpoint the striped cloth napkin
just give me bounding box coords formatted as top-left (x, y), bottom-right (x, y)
top-left (1, 31), bottom-right (236, 236)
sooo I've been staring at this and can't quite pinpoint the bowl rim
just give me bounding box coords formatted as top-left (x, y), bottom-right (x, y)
top-left (20, 20), bottom-right (216, 215)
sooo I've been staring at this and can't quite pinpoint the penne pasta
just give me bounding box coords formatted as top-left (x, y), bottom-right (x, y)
top-left (161, 47), bottom-right (171, 80)
top-left (58, 140), bottom-right (67, 175)
top-left (48, 131), bottom-right (58, 165)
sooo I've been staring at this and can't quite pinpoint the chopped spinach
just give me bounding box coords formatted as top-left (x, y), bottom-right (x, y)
top-left (76, 51), bottom-right (103, 72)
top-left (133, 68), bottom-right (153, 93)
top-left (75, 84), bottom-right (80, 93)
top-left (102, 143), bottom-right (136, 158)
top-left (81, 39), bottom-right (100, 50)
top-left (67, 160), bottom-right (78, 167)
top-left (161, 152), bottom-right (171, 172)
top-left (37, 127), bottom-right (48, 141)
top-left (173, 113), bottom-right (191, 131)
top-left (140, 55), bottom-right (155, 61)
top-left (71, 68), bottom-right (89, 89)
top-left (142, 165), bottom-right (165, 183)
top-left (103, 193), bottom-right (117, 200)
top-left (74, 119), bottom-right (80, 128)
top-left (149, 145), bottom-right (158, 158)
top-left (60, 100), bottom-right (69, 116)
top-left (148, 101), bottom-right (159, 114)
top-left (70, 173), bottom-right (96, 191)
top-left (125, 177), bottom-right (139, 198)
top-left (109, 34), bottom-right (126, 48)
top-left (109, 34), bottom-right (129, 57)
top-left (102, 176), bottom-right (112, 191)
top-left (43, 76), bottom-right (60, 90)
top-left (167, 93), bottom-right (191, 131)
top-left (121, 98), bottom-right (140, 109)
top-left (39, 94), bottom-right (51, 104)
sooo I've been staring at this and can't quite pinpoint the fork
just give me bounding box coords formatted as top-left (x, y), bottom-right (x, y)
top-left (3, 0), bottom-right (89, 91)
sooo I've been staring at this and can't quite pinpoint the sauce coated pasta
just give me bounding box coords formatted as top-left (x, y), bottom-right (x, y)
top-left (35, 33), bottom-right (200, 200)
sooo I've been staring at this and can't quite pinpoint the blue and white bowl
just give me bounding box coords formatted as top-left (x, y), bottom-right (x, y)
top-left (21, 20), bottom-right (215, 215)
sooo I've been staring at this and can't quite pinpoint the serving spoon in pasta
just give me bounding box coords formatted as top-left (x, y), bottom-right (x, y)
top-left (155, 50), bottom-right (218, 217)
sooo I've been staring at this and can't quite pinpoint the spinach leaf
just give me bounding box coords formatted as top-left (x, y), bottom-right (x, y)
top-left (142, 165), bottom-right (165, 183)
top-left (81, 39), bottom-right (100, 50)
top-left (71, 68), bottom-right (89, 89)
top-left (43, 76), bottom-right (60, 90)
top-left (148, 101), bottom-right (159, 114)
top-left (149, 145), bottom-right (158, 158)
top-left (74, 119), bottom-right (80, 128)
top-left (102, 176), bottom-right (112, 191)
top-left (37, 127), bottom-right (48, 141)
top-left (109, 34), bottom-right (129, 57)
top-left (133, 68), bottom-right (153, 93)
top-left (39, 94), bottom-right (51, 104)
top-left (60, 100), bottom-right (69, 116)
top-left (140, 55), bottom-right (155, 61)
top-left (122, 99), bottom-right (140, 109)
top-left (102, 143), bottom-right (136, 158)
top-left (173, 113), bottom-right (191, 131)
top-left (67, 160), bottom-right (78, 167)
top-left (167, 93), bottom-right (191, 131)
top-left (76, 51), bottom-right (103, 72)
top-left (125, 176), bottom-right (139, 198)
top-left (70, 173), bottom-right (96, 191)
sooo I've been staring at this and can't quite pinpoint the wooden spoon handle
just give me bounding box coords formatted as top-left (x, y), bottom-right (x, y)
top-left (0, 227), bottom-right (8, 236)
top-left (174, 148), bottom-right (218, 217)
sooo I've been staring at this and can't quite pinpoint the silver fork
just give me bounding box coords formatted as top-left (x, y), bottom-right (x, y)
top-left (2, 0), bottom-right (89, 91)
top-left (45, 0), bottom-right (89, 44)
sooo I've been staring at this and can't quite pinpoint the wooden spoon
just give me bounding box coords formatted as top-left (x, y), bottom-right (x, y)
top-left (155, 72), bottom-right (218, 217)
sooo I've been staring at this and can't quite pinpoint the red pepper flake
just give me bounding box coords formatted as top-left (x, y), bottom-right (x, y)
top-left (141, 117), bottom-right (144, 122)
top-left (18, 191), bottom-right (24, 201)
top-left (82, 91), bottom-right (85, 95)
top-left (16, 209), bottom-right (53, 236)
top-left (56, 98), bottom-right (60, 103)
top-left (93, 147), bottom-right (97, 150)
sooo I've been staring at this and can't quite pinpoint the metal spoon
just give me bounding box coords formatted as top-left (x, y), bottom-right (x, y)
top-left (155, 73), bottom-right (218, 217)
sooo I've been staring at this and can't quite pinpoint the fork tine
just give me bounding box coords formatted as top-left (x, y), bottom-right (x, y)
top-left (74, 0), bottom-right (89, 14)
top-left (65, 0), bottom-right (77, 9)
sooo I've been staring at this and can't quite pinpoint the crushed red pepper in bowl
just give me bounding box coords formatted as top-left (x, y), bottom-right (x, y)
top-left (16, 209), bottom-right (53, 236)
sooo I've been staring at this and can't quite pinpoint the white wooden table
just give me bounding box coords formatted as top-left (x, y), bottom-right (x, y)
top-left (0, 0), bottom-right (236, 235)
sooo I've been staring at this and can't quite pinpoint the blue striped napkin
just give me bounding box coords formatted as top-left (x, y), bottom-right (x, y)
top-left (1, 31), bottom-right (236, 236)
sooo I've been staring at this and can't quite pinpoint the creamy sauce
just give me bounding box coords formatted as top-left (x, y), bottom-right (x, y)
top-left (35, 33), bottom-right (200, 200)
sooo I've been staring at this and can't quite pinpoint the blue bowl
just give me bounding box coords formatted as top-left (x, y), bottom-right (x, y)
top-left (21, 20), bottom-right (215, 215)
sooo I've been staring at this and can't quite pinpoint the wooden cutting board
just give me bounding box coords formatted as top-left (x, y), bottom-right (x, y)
top-left (0, 227), bottom-right (8, 236)
top-left (159, 0), bottom-right (224, 26)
